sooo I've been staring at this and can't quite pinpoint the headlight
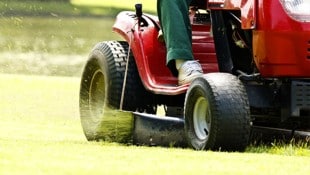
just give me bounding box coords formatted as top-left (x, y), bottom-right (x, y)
top-left (280, 0), bottom-right (310, 22)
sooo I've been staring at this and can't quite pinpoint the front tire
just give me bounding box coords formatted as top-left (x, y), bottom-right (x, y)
top-left (79, 41), bottom-right (148, 141)
top-left (184, 73), bottom-right (251, 151)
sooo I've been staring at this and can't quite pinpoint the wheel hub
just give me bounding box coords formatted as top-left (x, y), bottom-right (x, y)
top-left (193, 97), bottom-right (211, 140)
top-left (89, 70), bottom-right (105, 118)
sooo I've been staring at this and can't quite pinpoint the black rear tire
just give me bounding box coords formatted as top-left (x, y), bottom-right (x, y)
top-left (184, 73), bottom-right (251, 151)
top-left (79, 41), bottom-right (152, 141)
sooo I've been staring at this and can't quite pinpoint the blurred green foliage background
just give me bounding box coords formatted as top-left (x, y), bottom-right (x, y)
top-left (0, 0), bottom-right (155, 76)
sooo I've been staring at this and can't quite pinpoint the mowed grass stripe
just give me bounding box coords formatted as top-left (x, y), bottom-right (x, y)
top-left (0, 73), bottom-right (84, 142)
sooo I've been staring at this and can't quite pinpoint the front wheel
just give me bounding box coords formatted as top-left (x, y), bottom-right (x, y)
top-left (79, 41), bottom-right (148, 142)
top-left (184, 73), bottom-right (251, 151)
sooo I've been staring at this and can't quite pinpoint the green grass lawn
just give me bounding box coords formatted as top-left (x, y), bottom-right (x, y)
top-left (0, 74), bottom-right (310, 175)
top-left (0, 17), bottom-right (121, 55)
top-left (0, 0), bottom-right (156, 17)
top-left (0, 0), bottom-right (156, 76)
top-left (1, 1), bottom-right (310, 174)
top-left (0, 16), bottom-right (121, 76)
top-left (71, 0), bottom-right (156, 13)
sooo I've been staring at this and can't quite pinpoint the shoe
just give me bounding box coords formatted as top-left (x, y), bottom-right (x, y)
top-left (178, 60), bottom-right (203, 85)
top-left (157, 29), bottom-right (164, 42)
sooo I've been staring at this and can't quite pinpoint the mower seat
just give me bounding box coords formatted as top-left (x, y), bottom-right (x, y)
top-left (190, 0), bottom-right (206, 9)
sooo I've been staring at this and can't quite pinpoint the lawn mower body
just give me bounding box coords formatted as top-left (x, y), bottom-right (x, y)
top-left (79, 0), bottom-right (310, 150)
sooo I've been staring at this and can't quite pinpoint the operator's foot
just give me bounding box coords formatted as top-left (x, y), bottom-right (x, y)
top-left (178, 60), bottom-right (203, 85)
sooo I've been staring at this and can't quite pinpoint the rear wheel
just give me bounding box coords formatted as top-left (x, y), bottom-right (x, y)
top-left (184, 73), bottom-right (251, 151)
top-left (79, 41), bottom-right (152, 141)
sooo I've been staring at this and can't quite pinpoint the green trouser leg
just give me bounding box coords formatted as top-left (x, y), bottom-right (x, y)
top-left (157, 0), bottom-right (193, 76)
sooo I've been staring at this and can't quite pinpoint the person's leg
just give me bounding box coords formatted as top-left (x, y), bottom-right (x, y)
top-left (157, 0), bottom-right (203, 85)
top-left (157, 0), bottom-right (193, 76)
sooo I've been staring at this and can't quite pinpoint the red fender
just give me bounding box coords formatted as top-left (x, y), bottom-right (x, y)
top-left (113, 11), bottom-right (218, 95)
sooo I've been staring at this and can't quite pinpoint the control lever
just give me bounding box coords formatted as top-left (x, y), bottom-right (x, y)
top-left (135, 4), bottom-right (143, 20)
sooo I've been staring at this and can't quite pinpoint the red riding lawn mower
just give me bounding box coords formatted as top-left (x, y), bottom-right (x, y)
top-left (79, 0), bottom-right (310, 151)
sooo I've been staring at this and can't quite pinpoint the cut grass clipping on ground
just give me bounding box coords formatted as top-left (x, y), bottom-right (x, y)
top-left (1, 73), bottom-right (310, 175)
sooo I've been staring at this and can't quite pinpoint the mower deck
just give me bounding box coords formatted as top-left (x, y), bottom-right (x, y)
top-left (132, 112), bottom-right (310, 147)
top-left (133, 112), bottom-right (187, 147)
